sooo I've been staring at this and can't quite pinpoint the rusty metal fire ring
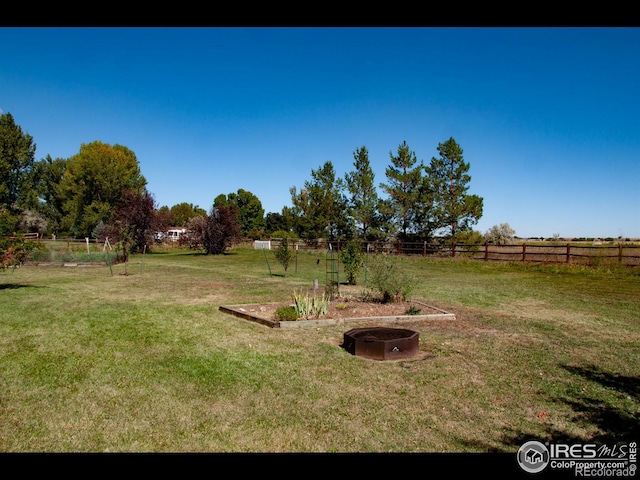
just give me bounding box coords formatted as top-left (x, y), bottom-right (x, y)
top-left (342, 327), bottom-right (419, 361)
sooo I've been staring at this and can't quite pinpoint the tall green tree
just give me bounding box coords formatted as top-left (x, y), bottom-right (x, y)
top-left (58, 141), bottom-right (146, 237)
top-left (375, 197), bottom-right (397, 240)
top-left (411, 171), bottom-right (438, 242)
top-left (224, 189), bottom-right (266, 238)
top-left (0, 112), bottom-right (36, 232)
top-left (169, 202), bottom-right (206, 227)
top-left (0, 112), bottom-right (38, 267)
top-left (288, 187), bottom-right (312, 239)
top-left (426, 137), bottom-right (483, 242)
top-left (379, 141), bottom-right (424, 240)
top-left (345, 146), bottom-right (380, 240)
top-left (290, 161), bottom-right (352, 240)
top-left (28, 154), bottom-right (67, 236)
top-left (265, 211), bottom-right (291, 236)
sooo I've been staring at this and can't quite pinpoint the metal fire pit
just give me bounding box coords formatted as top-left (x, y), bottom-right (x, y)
top-left (342, 327), bottom-right (419, 361)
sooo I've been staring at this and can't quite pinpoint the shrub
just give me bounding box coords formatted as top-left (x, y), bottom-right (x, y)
top-left (270, 230), bottom-right (297, 239)
top-left (339, 240), bottom-right (364, 285)
top-left (26, 246), bottom-right (50, 262)
top-left (0, 236), bottom-right (34, 270)
top-left (365, 254), bottom-right (415, 303)
top-left (274, 238), bottom-right (294, 276)
top-left (275, 306), bottom-right (298, 321)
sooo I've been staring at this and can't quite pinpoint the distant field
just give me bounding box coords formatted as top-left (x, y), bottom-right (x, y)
top-left (1, 247), bottom-right (638, 454)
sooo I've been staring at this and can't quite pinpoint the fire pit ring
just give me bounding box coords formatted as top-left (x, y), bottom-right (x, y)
top-left (342, 326), bottom-right (419, 361)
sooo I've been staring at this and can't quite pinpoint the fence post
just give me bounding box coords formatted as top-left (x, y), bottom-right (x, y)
top-left (484, 241), bottom-right (488, 261)
top-left (451, 242), bottom-right (456, 258)
top-left (619, 243), bottom-right (623, 263)
top-left (522, 243), bottom-right (526, 262)
top-left (423, 241), bottom-right (426, 257)
top-left (566, 243), bottom-right (571, 263)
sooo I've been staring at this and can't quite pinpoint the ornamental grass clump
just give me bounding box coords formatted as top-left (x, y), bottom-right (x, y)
top-left (311, 293), bottom-right (328, 317)
top-left (292, 290), bottom-right (329, 319)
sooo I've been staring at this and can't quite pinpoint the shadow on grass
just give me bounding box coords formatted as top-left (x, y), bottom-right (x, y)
top-left (463, 364), bottom-right (640, 453)
top-left (0, 283), bottom-right (42, 290)
top-left (557, 364), bottom-right (640, 443)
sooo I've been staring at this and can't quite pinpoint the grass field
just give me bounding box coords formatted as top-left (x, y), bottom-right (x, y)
top-left (1, 246), bottom-right (638, 453)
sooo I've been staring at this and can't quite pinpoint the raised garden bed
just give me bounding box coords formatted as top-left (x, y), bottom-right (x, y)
top-left (219, 298), bottom-right (455, 329)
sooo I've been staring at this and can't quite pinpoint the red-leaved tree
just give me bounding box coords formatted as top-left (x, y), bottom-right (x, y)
top-left (105, 189), bottom-right (156, 273)
top-left (186, 204), bottom-right (241, 255)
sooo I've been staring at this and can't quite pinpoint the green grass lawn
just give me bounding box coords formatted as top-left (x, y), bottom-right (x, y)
top-left (1, 247), bottom-right (638, 453)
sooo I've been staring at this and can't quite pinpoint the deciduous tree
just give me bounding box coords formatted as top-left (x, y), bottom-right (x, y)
top-left (169, 202), bottom-right (206, 227)
top-left (58, 141), bottom-right (146, 237)
top-left (485, 223), bottom-right (516, 245)
top-left (0, 113), bottom-right (38, 268)
top-left (155, 206), bottom-right (175, 233)
top-left (216, 189), bottom-right (266, 238)
top-left (0, 112), bottom-right (36, 232)
top-left (104, 189), bottom-right (156, 274)
top-left (265, 211), bottom-right (291, 236)
top-left (186, 204), bottom-right (242, 255)
top-left (29, 154), bottom-right (67, 236)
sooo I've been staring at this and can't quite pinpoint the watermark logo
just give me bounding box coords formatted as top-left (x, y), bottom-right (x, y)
top-left (517, 440), bottom-right (637, 477)
top-left (517, 441), bottom-right (550, 473)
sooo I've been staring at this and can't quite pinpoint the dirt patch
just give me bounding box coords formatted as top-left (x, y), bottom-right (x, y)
top-left (246, 298), bottom-right (446, 322)
top-left (219, 286), bottom-right (456, 328)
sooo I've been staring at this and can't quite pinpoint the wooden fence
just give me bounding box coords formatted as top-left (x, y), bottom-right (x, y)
top-left (267, 239), bottom-right (640, 267)
top-left (42, 237), bottom-right (640, 267)
top-left (454, 242), bottom-right (640, 266)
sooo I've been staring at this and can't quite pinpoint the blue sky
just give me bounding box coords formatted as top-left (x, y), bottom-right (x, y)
top-left (1, 27), bottom-right (638, 239)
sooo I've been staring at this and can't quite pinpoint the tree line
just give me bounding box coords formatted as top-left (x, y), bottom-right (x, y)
top-left (1, 111), bottom-right (489, 264)
top-left (282, 140), bottom-right (484, 245)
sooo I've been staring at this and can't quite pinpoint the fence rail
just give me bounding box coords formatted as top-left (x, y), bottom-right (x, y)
top-left (34, 236), bottom-right (640, 267)
top-left (266, 239), bottom-right (640, 267)
top-left (456, 242), bottom-right (640, 266)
